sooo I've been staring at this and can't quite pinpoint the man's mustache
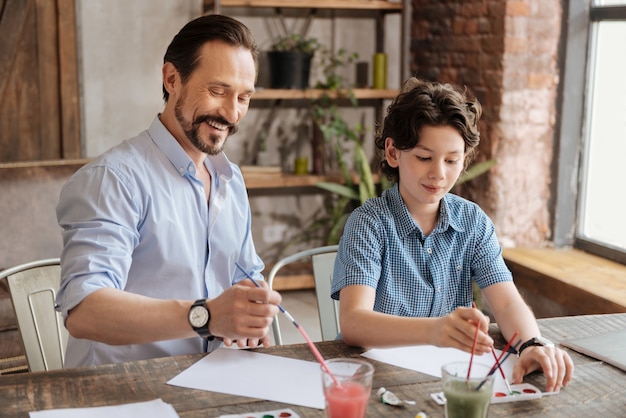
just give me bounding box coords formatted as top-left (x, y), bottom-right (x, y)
top-left (193, 115), bottom-right (237, 135)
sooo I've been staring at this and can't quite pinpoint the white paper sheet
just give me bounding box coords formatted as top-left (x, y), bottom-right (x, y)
top-left (361, 345), bottom-right (517, 392)
top-left (167, 348), bottom-right (325, 409)
top-left (29, 398), bottom-right (179, 418)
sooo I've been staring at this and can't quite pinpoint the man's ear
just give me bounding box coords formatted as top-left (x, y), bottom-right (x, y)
top-left (385, 137), bottom-right (399, 168)
top-left (162, 62), bottom-right (179, 98)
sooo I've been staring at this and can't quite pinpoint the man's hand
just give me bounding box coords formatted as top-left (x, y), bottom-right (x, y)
top-left (207, 280), bottom-right (281, 342)
top-left (222, 335), bottom-right (273, 349)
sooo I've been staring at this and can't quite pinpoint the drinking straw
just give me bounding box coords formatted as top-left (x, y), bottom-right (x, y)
top-left (235, 263), bottom-right (340, 386)
top-left (476, 338), bottom-right (522, 391)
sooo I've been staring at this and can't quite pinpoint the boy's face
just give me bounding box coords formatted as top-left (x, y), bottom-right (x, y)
top-left (385, 125), bottom-right (465, 211)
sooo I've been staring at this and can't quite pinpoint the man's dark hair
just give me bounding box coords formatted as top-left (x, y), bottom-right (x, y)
top-left (375, 77), bottom-right (482, 182)
top-left (162, 14), bottom-right (259, 102)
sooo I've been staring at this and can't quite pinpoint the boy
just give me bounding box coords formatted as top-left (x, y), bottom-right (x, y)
top-left (331, 78), bottom-right (573, 392)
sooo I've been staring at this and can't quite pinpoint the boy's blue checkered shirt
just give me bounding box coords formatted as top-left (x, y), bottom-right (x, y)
top-left (331, 184), bottom-right (512, 317)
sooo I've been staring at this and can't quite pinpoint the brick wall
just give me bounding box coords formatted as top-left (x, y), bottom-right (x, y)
top-left (410, 0), bottom-right (562, 247)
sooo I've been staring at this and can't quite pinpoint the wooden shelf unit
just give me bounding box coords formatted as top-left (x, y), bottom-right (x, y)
top-left (241, 166), bottom-right (380, 189)
top-left (0, 161), bottom-right (377, 191)
top-left (252, 88), bottom-right (399, 101)
top-left (204, 1), bottom-right (408, 102)
top-left (204, 0), bottom-right (403, 12)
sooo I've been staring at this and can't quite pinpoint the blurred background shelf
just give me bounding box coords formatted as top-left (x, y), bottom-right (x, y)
top-left (241, 166), bottom-right (380, 190)
top-left (204, 0), bottom-right (403, 12)
top-left (252, 88), bottom-right (399, 100)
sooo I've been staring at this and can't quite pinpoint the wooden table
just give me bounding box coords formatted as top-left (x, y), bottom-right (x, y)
top-left (2, 313), bottom-right (626, 417)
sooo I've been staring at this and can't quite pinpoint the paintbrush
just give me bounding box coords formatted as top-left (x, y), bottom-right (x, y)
top-left (477, 338), bottom-right (522, 391)
top-left (235, 263), bottom-right (339, 386)
top-left (467, 302), bottom-right (481, 380)
top-left (491, 346), bottom-right (514, 393)
top-left (467, 319), bottom-right (480, 381)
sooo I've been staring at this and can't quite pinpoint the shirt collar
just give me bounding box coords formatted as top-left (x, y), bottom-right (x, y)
top-left (388, 184), bottom-right (418, 237)
top-left (148, 116), bottom-right (233, 182)
top-left (439, 195), bottom-right (465, 233)
top-left (388, 184), bottom-right (464, 237)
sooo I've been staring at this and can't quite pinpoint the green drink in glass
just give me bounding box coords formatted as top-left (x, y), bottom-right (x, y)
top-left (442, 362), bottom-right (494, 418)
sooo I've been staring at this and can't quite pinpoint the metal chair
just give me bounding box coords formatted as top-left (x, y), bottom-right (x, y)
top-left (267, 245), bottom-right (339, 345)
top-left (0, 258), bottom-right (67, 371)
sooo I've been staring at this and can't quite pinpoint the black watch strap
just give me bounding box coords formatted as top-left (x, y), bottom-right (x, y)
top-left (518, 336), bottom-right (554, 355)
top-left (189, 299), bottom-right (215, 341)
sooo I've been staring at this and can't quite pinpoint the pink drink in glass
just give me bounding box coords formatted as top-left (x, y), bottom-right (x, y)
top-left (321, 358), bottom-right (374, 418)
top-left (324, 380), bottom-right (370, 418)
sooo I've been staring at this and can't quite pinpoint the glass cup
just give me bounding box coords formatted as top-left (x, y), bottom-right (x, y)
top-left (442, 361), bottom-right (494, 418)
top-left (321, 358), bottom-right (374, 418)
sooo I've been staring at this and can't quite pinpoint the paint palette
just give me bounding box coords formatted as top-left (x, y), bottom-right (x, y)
top-left (219, 408), bottom-right (301, 418)
top-left (430, 383), bottom-right (547, 405)
top-left (490, 383), bottom-right (543, 403)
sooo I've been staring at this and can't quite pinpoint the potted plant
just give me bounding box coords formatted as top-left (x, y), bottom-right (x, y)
top-left (267, 34), bottom-right (321, 89)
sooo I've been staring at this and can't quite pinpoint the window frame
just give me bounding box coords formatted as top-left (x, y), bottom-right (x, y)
top-left (554, 1), bottom-right (626, 264)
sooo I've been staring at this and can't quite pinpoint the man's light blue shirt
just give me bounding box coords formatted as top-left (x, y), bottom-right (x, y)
top-left (56, 116), bottom-right (264, 367)
top-left (331, 184), bottom-right (512, 317)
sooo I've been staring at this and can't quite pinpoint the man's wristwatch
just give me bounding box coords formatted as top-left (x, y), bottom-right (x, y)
top-left (518, 336), bottom-right (554, 356)
top-left (188, 299), bottom-right (214, 340)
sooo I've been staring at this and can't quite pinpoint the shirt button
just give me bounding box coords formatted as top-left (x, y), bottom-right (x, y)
top-left (457, 265), bottom-right (462, 270)
top-left (178, 167), bottom-right (185, 175)
top-left (437, 286), bottom-right (442, 292)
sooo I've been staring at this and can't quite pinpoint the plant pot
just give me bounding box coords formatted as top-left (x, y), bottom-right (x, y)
top-left (267, 51), bottom-right (312, 89)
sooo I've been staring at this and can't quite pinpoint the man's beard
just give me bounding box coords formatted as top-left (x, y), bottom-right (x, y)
top-left (174, 96), bottom-right (238, 156)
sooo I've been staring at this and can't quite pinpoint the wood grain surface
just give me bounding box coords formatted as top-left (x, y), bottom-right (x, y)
top-left (1, 314), bottom-right (625, 417)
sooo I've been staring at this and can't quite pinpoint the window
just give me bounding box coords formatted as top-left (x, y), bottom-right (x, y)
top-left (555, 1), bottom-right (626, 264)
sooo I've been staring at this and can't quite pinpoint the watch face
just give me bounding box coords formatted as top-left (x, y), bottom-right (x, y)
top-left (189, 305), bottom-right (209, 328)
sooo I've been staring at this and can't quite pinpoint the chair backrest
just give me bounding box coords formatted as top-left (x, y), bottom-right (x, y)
top-left (0, 258), bottom-right (67, 372)
top-left (312, 251), bottom-right (339, 342)
top-left (267, 245), bottom-right (339, 345)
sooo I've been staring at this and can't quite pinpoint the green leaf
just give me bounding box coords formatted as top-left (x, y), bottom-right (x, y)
top-left (354, 145), bottom-right (375, 200)
top-left (316, 182), bottom-right (360, 200)
top-left (333, 141), bottom-right (353, 186)
top-left (327, 212), bottom-right (351, 245)
top-left (456, 159), bottom-right (497, 185)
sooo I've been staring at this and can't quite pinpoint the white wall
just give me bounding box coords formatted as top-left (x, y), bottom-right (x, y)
top-left (77, 0), bottom-right (202, 156)
top-left (76, 3), bottom-right (401, 262)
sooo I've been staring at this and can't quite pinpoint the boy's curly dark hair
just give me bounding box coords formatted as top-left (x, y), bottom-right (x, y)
top-left (375, 77), bottom-right (482, 182)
